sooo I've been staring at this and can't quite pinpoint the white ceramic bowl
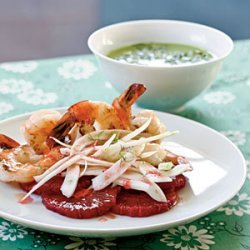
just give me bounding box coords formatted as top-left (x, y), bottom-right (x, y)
top-left (88, 20), bottom-right (233, 111)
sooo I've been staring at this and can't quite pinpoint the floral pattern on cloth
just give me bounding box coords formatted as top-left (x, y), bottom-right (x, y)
top-left (0, 79), bottom-right (57, 105)
top-left (217, 193), bottom-right (250, 216)
top-left (17, 88), bottom-right (57, 105)
top-left (0, 102), bottom-right (14, 115)
top-left (160, 225), bottom-right (215, 250)
top-left (0, 40), bottom-right (250, 250)
top-left (220, 130), bottom-right (247, 146)
top-left (29, 231), bottom-right (61, 249)
top-left (57, 59), bottom-right (97, 80)
top-left (0, 79), bottom-right (33, 94)
top-left (0, 61), bottom-right (38, 73)
top-left (203, 91), bottom-right (236, 104)
top-left (246, 160), bottom-right (250, 180)
top-left (64, 237), bottom-right (116, 250)
top-left (0, 221), bottom-right (27, 241)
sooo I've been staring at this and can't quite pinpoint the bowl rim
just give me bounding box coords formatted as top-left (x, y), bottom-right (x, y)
top-left (88, 19), bottom-right (234, 69)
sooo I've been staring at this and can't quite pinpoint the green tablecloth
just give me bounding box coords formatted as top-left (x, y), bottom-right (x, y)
top-left (0, 40), bottom-right (249, 250)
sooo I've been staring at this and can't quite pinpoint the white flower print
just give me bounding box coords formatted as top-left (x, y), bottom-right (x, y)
top-left (29, 231), bottom-right (61, 248)
top-left (221, 130), bottom-right (247, 146)
top-left (217, 193), bottom-right (250, 216)
top-left (105, 81), bottom-right (113, 89)
top-left (58, 59), bottom-right (97, 80)
top-left (246, 160), bottom-right (250, 180)
top-left (203, 91), bottom-right (235, 104)
top-left (0, 61), bottom-right (38, 73)
top-left (17, 89), bottom-right (58, 105)
top-left (64, 237), bottom-right (116, 250)
top-left (0, 78), bottom-right (57, 105)
top-left (0, 220), bottom-right (28, 241)
top-left (0, 102), bottom-right (14, 115)
top-left (246, 77), bottom-right (250, 86)
top-left (0, 79), bottom-right (33, 94)
top-left (161, 225), bottom-right (215, 250)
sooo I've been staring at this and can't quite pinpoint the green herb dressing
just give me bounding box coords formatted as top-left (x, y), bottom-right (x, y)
top-left (107, 43), bottom-right (214, 66)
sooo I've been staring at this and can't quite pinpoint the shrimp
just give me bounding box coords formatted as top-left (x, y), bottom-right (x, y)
top-left (0, 145), bottom-right (43, 183)
top-left (0, 145), bottom-right (63, 183)
top-left (0, 133), bottom-right (63, 183)
top-left (23, 109), bottom-right (62, 154)
top-left (46, 83), bottom-right (146, 148)
top-left (112, 83), bottom-right (146, 130)
top-left (132, 110), bottom-right (167, 136)
top-left (0, 134), bottom-right (19, 150)
top-left (0, 84), bottom-right (146, 182)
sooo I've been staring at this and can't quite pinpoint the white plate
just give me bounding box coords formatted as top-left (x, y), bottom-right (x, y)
top-left (0, 108), bottom-right (246, 237)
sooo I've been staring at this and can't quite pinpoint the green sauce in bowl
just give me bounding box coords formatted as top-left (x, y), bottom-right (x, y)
top-left (107, 43), bottom-right (214, 66)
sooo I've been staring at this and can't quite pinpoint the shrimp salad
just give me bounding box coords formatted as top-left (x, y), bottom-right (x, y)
top-left (0, 84), bottom-right (192, 218)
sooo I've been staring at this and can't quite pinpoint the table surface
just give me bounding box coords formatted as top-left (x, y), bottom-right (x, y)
top-left (0, 40), bottom-right (250, 250)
